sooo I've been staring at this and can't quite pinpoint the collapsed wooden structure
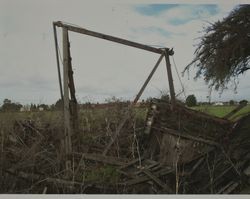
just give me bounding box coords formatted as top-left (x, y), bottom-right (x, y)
top-left (53, 21), bottom-right (176, 169)
top-left (2, 100), bottom-right (250, 194)
top-left (1, 21), bottom-right (249, 194)
top-left (50, 21), bottom-right (250, 194)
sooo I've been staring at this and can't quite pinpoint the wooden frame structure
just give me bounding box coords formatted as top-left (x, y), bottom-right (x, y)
top-left (53, 21), bottom-right (176, 167)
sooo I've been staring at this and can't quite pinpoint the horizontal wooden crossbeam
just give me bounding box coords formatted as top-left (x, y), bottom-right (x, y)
top-left (54, 21), bottom-right (167, 54)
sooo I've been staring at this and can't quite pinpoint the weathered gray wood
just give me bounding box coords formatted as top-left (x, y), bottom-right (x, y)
top-left (74, 152), bottom-right (128, 166)
top-left (67, 34), bottom-right (78, 131)
top-left (222, 182), bottom-right (239, 194)
top-left (119, 156), bottom-right (145, 169)
top-left (63, 27), bottom-right (72, 170)
top-left (189, 157), bottom-right (205, 175)
top-left (164, 50), bottom-right (175, 106)
top-left (155, 126), bottom-right (220, 147)
top-left (133, 53), bottom-right (164, 104)
top-left (217, 181), bottom-right (234, 194)
top-left (223, 102), bottom-right (247, 119)
top-left (123, 168), bottom-right (173, 186)
top-left (134, 161), bottom-right (159, 175)
top-left (143, 169), bottom-right (173, 193)
top-left (54, 21), bottom-right (166, 54)
top-left (53, 24), bottom-right (64, 102)
top-left (42, 187), bottom-right (47, 194)
top-left (116, 169), bottom-right (133, 178)
top-left (180, 157), bottom-right (205, 176)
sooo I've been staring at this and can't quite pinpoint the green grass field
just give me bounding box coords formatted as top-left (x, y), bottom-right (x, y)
top-left (192, 104), bottom-right (250, 120)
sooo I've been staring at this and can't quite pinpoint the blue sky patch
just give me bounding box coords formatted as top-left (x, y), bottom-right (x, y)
top-left (134, 4), bottom-right (219, 25)
top-left (134, 4), bottom-right (179, 16)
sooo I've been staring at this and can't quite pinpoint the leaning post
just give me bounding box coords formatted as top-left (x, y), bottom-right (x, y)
top-left (164, 48), bottom-right (176, 107)
top-left (62, 27), bottom-right (72, 171)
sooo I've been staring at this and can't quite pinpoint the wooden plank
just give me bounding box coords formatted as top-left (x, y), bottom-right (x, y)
top-left (155, 126), bottom-right (220, 147)
top-left (53, 24), bottom-right (64, 101)
top-left (67, 34), bottom-right (78, 130)
top-left (223, 102), bottom-right (247, 119)
top-left (143, 169), bottom-right (173, 193)
top-left (74, 152), bottom-right (128, 166)
top-left (180, 157), bottom-right (205, 176)
top-left (217, 181), bottom-right (234, 194)
top-left (116, 169), bottom-right (133, 178)
top-left (54, 21), bottom-right (166, 55)
top-left (62, 27), bottom-right (72, 170)
top-left (152, 99), bottom-right (231, 124)
top-left (123, 168), bottom-right (173, 186)
top-left (119, 156), bottom-right (145, 169)
top-left (164, 50), bottom-right (175, 106)
top-left (189, 157), bottom-right (205, 175)
top-left (42, 187), bottom-right (47, 194)
top-left (67, 41), bottom-right (77, 103)
top-left (222, 182), bottom-right (239, 194)
top-left (134, 161), bottom-right (159, 175)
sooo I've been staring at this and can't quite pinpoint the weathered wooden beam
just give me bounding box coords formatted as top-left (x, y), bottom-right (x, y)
top-left (134, 161), bottom-right (159, 175)
top-left (155, 126), bottom-right (220, 147)
top-left (143, 169), bottom-right (173, 193)
top-left (123, 168), bottom-right (173, 186)
top-left (54, 21), bottom-right (166, 54)
top-left (221, 182), bottom-right (239, 194)
top-left (67, 34), bottom-right (78, 131)
top-left (67, 38), bottom-right (77, 103)
top-left (74, 152), bottom-right (128, 166)
top-left (164, 49), bottom-right (175, 106)
top-left (53, 24), bottom-right (64, 101)
top-left (119, 157), bottom-right (145, 170)
top-left (62, 27), bottom-right (72, 170)
top-left (180, 157), bottom-right (205, 176)
top-left (217, 181), bottom-right (235, 194)
top-left (152, 99), bottom-right (231, 124)
top-left (133, 53), bottom-right (165, 104)
top-left (223, 102), bottom-right (247, 119)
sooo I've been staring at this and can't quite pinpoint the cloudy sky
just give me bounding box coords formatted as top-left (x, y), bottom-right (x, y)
top-left (1, 0), bottom-right (249, 105)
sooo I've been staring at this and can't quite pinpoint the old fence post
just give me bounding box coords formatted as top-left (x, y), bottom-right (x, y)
top-left (62, 27), bottom-right (72, 171)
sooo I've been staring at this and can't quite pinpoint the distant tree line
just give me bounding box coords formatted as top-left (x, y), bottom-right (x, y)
top-left (184, 94), bottom-right (248, 107)
top-left (0, 97), bottom-right (248, 112)
top-left (0, 99), bottom-right (51, 112)
top-left (0, 99), bottom-right (22, 112)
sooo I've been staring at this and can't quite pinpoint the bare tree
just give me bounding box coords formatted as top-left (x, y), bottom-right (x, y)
top-left (184, 5), bottom-right (250, 91)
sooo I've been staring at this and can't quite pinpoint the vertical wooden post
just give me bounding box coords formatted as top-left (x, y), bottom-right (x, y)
top-left (53, 23), bottom-right (64, 101)
top-left (62, 27), bottom-right (72, 171)
top-left (164, 49), bottom-right (176, 106)
top-left (67, 35), bottom-right (78, 131)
